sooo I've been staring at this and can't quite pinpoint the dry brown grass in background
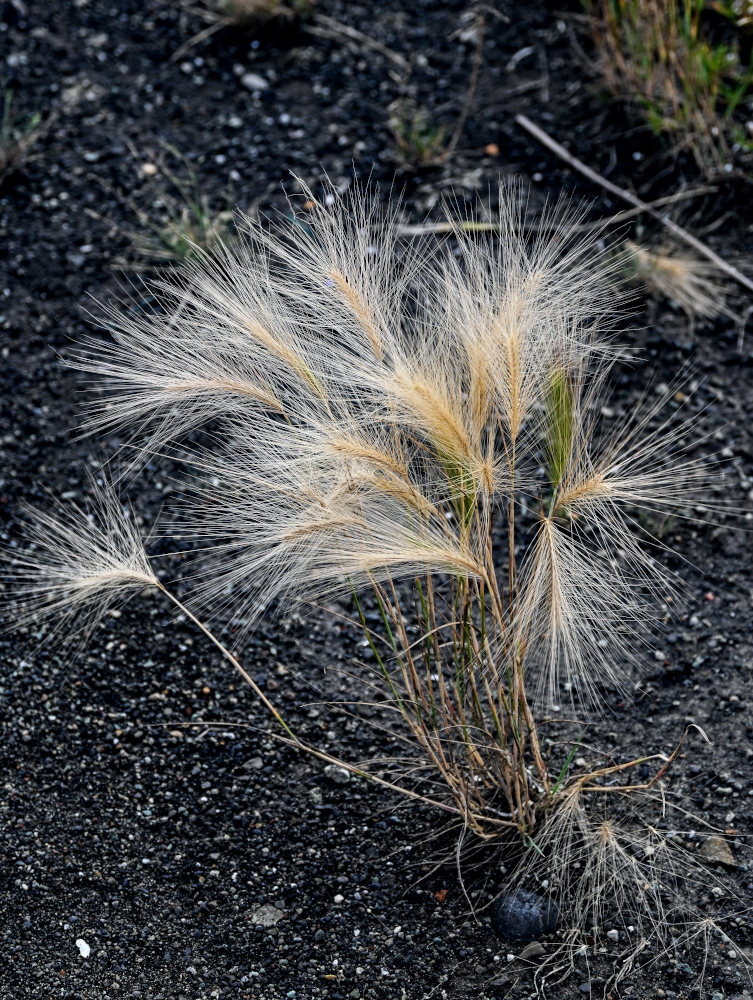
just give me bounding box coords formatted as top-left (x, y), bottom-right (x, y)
top-left (585, 0), bottom-right (753, 175)
top-left (0, 90), bottom-right (44, 185)
top-left (219, 0), bottom-right (315, 25)
top-left (172, 0), bottom-right (316, 59)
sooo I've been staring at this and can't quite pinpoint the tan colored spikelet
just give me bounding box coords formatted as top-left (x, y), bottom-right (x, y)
top-left (553, 472), bottom-right (610, 514)
top-left (283, 514), bottom-right (366, 542)
top-left (329, 268), bottom-right (384, 360)
top-left (391, 366), bottom-right (473, 462)
top-left (241, 317), bottom-right (327, 397)
top-left (360, 470), bottom-right (439, 520)
top-left (324, 434), bottom-right (407, 477)
top-left (165, 377), bottom-right (285, 412)
top-left (625, 239), bottom-right (727, 320)
top-left (514, 515), bottom-right (643, 706)
top-left (464, 335), bottom-right (495, 444)
top-left (493, 298), bottom-right (526, 442)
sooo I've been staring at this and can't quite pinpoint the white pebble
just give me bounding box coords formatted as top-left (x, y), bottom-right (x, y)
top-left (241, 72), bottom-right (269, 92)
top-left (76, 938), bottom-right (90, 959)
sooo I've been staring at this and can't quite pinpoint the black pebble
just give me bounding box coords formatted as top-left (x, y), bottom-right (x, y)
top-left (491, 889), bottom-right (559, 942)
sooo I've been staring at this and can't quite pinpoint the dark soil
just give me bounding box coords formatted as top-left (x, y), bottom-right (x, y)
top-left (1, 1), bottom-right (753, 998)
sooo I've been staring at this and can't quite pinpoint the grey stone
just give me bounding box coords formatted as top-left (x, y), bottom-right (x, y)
top-left (324, 764), bottom-right (350, 784)
top-left (697, 835), bottom-right (736, 867)
top-left (251, 903), bottom-right (285, 926)
top-left (491, 889), bottom-right (559, 942)
top-left (518, 941), bottom-right (545, 960)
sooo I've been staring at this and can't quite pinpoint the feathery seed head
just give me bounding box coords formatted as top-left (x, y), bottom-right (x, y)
top-left (624, 239), bottom-right (729, 320)
top-left (5, 480), bottom-right (157, 640)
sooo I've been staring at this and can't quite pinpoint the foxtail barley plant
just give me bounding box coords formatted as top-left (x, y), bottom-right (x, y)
top-left (7, 181), bottom-right (730, 978)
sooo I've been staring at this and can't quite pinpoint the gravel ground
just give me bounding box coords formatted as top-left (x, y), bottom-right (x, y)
top-left (1, 1), bottom-right (753, 998)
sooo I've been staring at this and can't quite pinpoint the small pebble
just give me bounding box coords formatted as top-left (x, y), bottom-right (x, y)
top-left (697, 835), bottom-right (736, 867)
top-left (251, 904), bottom-right (285, 926)
top-left (492, 889), bottom-right (559, 942)
top-left (241, 72), bottom-right (269, 92)
top-left (323, 764), bottom-right (350, 784)
top-left (519, 941), bottom-right (545, 960)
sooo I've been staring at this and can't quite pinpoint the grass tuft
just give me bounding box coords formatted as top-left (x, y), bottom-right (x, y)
top-left (388, 99), bottom-right (448, 170)
top-left (585, 0), bottom-right (753, 175)
top-left (5, 179), bottom-right (729, 977)
top-left (0, 89), bottom-right (44, 185)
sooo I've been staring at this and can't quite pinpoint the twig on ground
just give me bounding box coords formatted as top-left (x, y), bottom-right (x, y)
top-left (587, 186), bottom-right (716, 228)
top-left (515, 113), bottom-right (753, 298)
top-left (395, 187), bottom-right (716, 238)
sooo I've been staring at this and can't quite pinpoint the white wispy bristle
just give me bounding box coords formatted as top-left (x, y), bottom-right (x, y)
top-left (6, 480), bottom-right (157, 637)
